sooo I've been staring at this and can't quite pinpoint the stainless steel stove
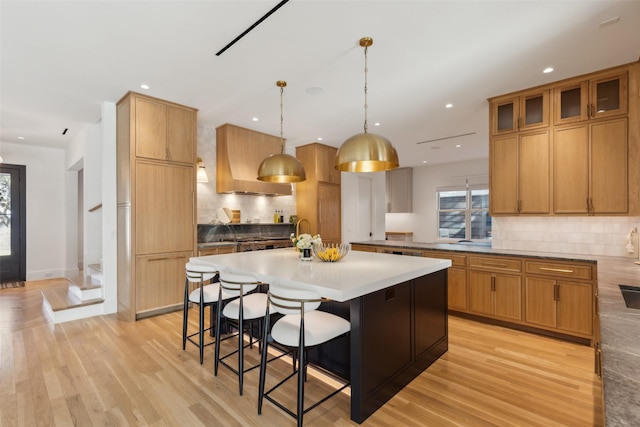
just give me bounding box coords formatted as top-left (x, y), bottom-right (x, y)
top-left (236, 236), bottom-right (292, 252)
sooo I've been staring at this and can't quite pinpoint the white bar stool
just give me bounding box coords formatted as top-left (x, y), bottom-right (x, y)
top-left (215, 272), bottom-right (269, 395)
top-left (257, 285), bottom-right (350, 426)
top-left (182, 262), bottom-right (233, 364)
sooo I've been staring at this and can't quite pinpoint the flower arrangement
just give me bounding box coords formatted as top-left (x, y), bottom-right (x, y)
top-left (290, 233), bottom-right (322, 250)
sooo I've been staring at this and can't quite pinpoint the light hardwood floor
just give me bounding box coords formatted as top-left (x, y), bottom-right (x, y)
top-left (0, 279), bottom-right (604, 426)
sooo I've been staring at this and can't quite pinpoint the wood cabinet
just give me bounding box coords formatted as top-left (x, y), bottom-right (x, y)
top-left (296, 143), bottom-right (341, 244)
top-left (134, 96), bottom-right (195, 163)
top-left (468, 256), bottom-right (522, 321)
top-left (524, 260), bottom-right (595, 338)
top-left (426, 251), bottom-right (468, 311)
top-left (554, 118), bottom-right (628, 214)
top-left (490, 89), bottom-right (549, 135)
top-left (117, 92), bottom-right (197, 321)
top-left (553, 70), bottom-right (628, 125)
top-left (197, 245), bottom-right (237, 257)
top-left (490, 130), bottom-right (550, 214)
top-left (489, 62), bottom-right (636, 216)
top-left (350, 243), bottom-right (597, 343)
top-left (386, 167), bottom-right (413, 213)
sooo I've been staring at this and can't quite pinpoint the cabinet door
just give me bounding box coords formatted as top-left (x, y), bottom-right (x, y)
top-left (491, 96), bottom-right (518, 135)
top-left (135, 98), bottom-right (167, 160)
top-left (490, 135), bottom-right (518, 214)
top-left (135, 251), bottom-right (191, 313)
top-left (557, 281), bottom-right (593, 336)
top-left (554, 81), bottom-right (589, 125)
top-left (589, 72), bottom-right (628, 120)
top-left (553, 124), bottom-right (589, 213)
top-left (519, 90), bottom-right (549, 131)
top-left (468, 270), bottom-right (493, 316)
top-left (386, 167), bottom-right (412, 213)
top-left (316, 144), bottom-right (340, 184)
top-left (518, 130), bottom-right (550, 213)
top-left (524, 277), bottom-right (557, 328)
top-left (318, 183), bottom-right (341, 244)
top-left (166, 105), bottom-right (195, 164)
top-left (448, 267), bottom-right (468, 311)
top-left (590, 118), bottom-right (628, 213)
top-left (136, 162), bottom-right (194, 254)
top-left (494, 274), bottom-right (522, 321)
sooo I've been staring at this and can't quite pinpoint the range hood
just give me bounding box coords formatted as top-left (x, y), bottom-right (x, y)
top-left (216, 123), bottom-right (292, 196)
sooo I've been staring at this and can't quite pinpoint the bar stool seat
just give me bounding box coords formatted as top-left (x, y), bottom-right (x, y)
top-left (258, 285), bottom-right (350, 426)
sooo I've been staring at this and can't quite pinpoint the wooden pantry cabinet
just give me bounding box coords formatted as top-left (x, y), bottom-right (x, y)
top-left (489, 62), bottom-right (637, 216)
top-left (117, 92), bottom-right (197, 321)
top-left (296, 143), bottom-right (341, 245)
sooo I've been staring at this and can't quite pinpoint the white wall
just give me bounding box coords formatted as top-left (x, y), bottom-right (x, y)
top-left (1, 142), bottom-right (68, 280)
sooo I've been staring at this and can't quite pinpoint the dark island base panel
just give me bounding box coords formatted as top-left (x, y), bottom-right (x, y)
top-left (309, 270), bottom-right (449, 424)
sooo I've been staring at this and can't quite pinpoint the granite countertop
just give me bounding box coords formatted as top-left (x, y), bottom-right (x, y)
top-left (351, 240), bottom-right (640, 425)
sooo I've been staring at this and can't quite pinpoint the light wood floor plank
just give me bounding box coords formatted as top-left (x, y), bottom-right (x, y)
top-left (0, 278), bottom-right (603, 426)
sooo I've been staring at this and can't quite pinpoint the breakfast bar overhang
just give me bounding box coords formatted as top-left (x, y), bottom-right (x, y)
top-left (192, 248), bottom-right (452, 423)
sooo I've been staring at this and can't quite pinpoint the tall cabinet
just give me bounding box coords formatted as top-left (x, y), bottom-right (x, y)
top-left (489, 62), bottom-right (637, 216)
top-left (295, 143), bottom-right (341, 244)
top-left (117, 92), bottom-right (197, 321)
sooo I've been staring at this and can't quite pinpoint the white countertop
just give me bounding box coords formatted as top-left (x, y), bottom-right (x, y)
top-left (191, 248), bottom-right (451, 302)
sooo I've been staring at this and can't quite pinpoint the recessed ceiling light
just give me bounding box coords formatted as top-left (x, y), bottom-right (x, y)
top-left (374, 122), bottom-right (381, 126)
top-left (543, 67), bottom-right (554, 74)
top-left (422, 160), bottom-right (427, 164)
top-left (140, 84), bottom-right (150, 90)
top-left (317, 137), bottom-right (323, 141)
top-left (455, 144), bottom-right (461, 148)
top-left (18, 136), bottom-right (24, 140)
top-left (252, 117), bottom-right (259, 122)
top-left (445, 103), bottom-right (453, 109)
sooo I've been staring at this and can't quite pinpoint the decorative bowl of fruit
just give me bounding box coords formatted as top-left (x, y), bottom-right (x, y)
top-left (312, 243), bottom-right (351, 262)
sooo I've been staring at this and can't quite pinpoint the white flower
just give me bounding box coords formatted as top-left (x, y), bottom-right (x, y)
top-left (294, 233), bottom-right (322, 250)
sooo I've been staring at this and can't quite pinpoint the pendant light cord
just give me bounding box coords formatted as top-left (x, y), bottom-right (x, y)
top-left (280, 84), bottom-right (285, 154)
top-left (363, 44), bottom-right (368, 134)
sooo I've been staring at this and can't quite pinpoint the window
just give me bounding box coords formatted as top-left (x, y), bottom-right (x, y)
top-left (437, 186), bottom-right (491, 241)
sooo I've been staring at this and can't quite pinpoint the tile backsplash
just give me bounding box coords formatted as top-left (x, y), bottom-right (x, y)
top-left (493, 216), bottom-right (640, 258)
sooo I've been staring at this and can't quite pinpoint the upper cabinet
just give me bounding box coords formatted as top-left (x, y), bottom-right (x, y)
top-left (553, 70), bottom-right (628, 125)
top-left (386, 167), bottom-right (413, 213)
top-left (489, 61), bottom-right (638, 216)
top-left (490, 89), bottom-right (549, 135)
top-left (134, 96), bottom-right (196, 164)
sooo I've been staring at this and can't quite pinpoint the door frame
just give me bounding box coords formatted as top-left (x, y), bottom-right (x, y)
top-left (0, 163), bottom-right (26, 282)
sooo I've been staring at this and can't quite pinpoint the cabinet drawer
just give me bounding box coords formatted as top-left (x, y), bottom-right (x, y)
top-left (426, 251), bottom-right (467, 267)
top-left (525, 260), bottom-right (593, 280)
top-left (469, 256), bottom-right (522, 273)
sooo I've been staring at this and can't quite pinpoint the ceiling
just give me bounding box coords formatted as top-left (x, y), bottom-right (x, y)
top-left (2, 0), bottom-right (639, 168)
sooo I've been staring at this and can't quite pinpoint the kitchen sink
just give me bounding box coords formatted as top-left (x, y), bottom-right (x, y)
top-left (619, 285), bottom-right (640, 309)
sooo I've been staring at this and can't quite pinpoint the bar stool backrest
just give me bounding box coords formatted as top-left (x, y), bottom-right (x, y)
top-left (219, 272), bottom-right (261, 296)
top-left (268, 286), bottom-right (323, 316)
top-left (185, 262), bottom-right (219, 283)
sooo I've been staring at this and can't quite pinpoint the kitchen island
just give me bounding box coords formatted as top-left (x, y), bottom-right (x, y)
top-left (192, 248), bottom-right (451, 423)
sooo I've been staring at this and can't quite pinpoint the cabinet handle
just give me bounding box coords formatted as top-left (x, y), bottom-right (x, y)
top-left (148, 255), bottom-right (186, 262)
top-left (539, 267), bottom-right (574, 274)
top-left (491, 275), bottom-right (496, 292)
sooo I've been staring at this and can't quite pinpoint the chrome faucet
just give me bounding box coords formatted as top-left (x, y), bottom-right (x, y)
top-left (296, 218), bottom-right (311, 236)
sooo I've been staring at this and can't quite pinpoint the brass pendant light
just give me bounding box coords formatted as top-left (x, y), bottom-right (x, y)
top-left (257, 80), bottom-right (306, 183)
top-left (335, 37), bottom-right (399, 173)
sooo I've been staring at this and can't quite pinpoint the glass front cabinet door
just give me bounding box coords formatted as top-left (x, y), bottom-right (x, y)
top-left (491, 89), bottom-right (549, 135)
top-left (554, 71), bottom-right (628, 125)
